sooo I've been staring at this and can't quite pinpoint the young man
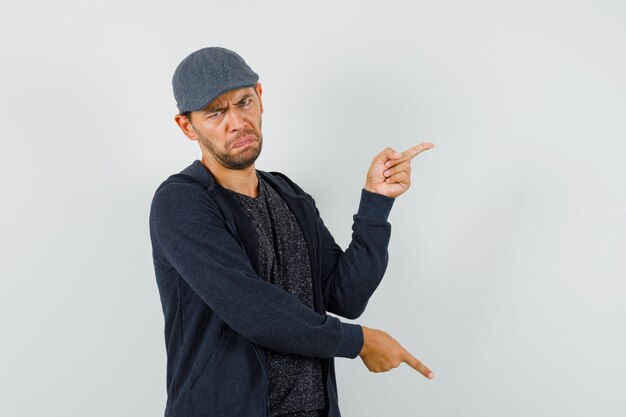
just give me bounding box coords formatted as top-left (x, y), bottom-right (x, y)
top-left (149, 47), bottom-right (434, 417)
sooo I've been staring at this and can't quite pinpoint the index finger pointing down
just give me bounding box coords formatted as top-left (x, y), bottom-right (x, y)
top-left (403, 352), bottom-right (435, 379)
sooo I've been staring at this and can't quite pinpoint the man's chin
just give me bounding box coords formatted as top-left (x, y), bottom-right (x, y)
top-left (225, 150), bottom-right (261, 170)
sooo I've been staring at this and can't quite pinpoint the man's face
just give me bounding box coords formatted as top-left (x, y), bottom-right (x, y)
top-left (187, 85), bottom-right (263, 170)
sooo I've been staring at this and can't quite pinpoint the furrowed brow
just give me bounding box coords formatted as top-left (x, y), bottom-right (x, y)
top-left (202, 103), bottom-right (225, 114)
top-left (235, 93), bottom-right (254, 103)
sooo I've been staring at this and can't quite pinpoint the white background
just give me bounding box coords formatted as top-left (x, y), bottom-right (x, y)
top-left (2, 1), bottom-right (625, 416)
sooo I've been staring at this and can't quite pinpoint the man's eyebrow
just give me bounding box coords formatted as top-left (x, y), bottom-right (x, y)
top-left (201, 103), bottom-right (225, 114)
top-left (235, 92), bottom-right (254, 102)
top-left (201, 93), bottom-right (254, 114)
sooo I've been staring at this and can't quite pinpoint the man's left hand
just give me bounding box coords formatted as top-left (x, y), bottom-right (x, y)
top-left (364, 142), bottom-right (434, 199)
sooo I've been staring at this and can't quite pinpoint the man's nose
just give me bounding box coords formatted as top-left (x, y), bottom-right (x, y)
top-left (227, 107), bottom-right (246, 131)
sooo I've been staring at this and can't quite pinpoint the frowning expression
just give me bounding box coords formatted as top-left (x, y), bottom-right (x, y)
top-left (184, 84), bottom-right (264, 170)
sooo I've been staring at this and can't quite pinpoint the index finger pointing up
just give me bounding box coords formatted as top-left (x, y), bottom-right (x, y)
top-left (402, 142), bottom-right (435, 160)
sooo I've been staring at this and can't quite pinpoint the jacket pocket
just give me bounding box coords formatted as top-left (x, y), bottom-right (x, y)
top-left (189, 328), bottom-right (267, 417)
top-left (189, 326), bottom-right (231, 393)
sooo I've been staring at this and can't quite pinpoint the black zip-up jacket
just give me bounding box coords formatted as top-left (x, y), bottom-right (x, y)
top-left (149, 160), bottom-right (395, 417)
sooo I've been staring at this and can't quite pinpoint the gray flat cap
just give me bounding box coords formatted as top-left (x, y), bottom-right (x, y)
top-left (172, 47), bottom-right (259, 113)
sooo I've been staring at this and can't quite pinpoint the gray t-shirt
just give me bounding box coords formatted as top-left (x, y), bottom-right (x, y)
top-left (227, 174), bottom-right (325, 417)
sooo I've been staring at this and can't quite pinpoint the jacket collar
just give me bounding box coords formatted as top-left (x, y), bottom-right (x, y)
top-left (178, 160), bottom-right (215, 190)
top-left (177, 159), bottom-right (302, 199)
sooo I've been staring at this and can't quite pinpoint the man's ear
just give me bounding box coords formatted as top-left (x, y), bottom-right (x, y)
top-left (174, 113), bottom-right (198, 141)
top-left (255, 83), bottom-right (263, 113)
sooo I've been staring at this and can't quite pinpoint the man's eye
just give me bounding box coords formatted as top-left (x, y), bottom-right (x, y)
top-left (208, 111), bottom-right (222, 119)
top-left (240, 99), bottom-right (251, 106)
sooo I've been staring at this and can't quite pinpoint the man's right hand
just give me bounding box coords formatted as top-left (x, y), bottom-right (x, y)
top-left (358, 326), bottom-right (435, 379)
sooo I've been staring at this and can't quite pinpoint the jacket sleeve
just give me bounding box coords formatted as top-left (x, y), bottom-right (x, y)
top-left (149, 182), bottom-right (363, 359)
top-left (313, 188), bottom-right (395, 320)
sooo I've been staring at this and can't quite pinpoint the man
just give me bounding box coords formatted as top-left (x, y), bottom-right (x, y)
top-left (149, 47), bottom-right (434, 417)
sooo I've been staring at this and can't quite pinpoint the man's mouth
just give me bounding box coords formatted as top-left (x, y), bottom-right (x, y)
top-left (232, 135), bottom-right (256, 149)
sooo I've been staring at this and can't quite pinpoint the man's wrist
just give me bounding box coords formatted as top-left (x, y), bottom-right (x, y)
top-left (359, 326), bottom-right (369, 356)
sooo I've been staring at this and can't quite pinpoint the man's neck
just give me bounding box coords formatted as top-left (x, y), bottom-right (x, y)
top-left (201, 155), bottom-right (259, 198)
